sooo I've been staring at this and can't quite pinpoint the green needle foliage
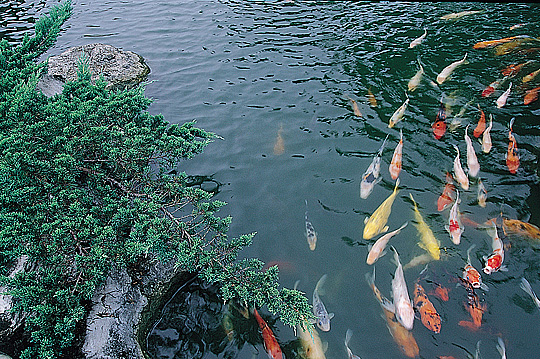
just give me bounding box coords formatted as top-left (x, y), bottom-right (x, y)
top-left (0, 2), bottom-right (312, 358)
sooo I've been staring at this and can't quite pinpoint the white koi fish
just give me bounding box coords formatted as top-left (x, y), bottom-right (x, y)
top-left (481, 114), bottom-right (493, 153)
top-left (390, 246), bottom-right (415, 330)
top-left (366, 222), bottom-right (408, 265)
top-left (409, 29), bottom-right (427, 49)
top-left (305, 200), bottom-right (317, 251)
top-left (496, 82), bottom-right (512, 108)
top-left (437, 53), bottom-right (468, 84)
top-left (483, 222), bottom-right (507, 274)
top-left (408, 58), bottom-right (424, 92)
top-left (477, 179), bottom-right (487, 207)
top-left (344, 330), bottom-right (361, 359)
top-left (363, 179), bottom-right (400, 240)
top-left (520, 277), bottom-right (540, 310)
top-left (453, 145), bottom-right (469, 190)
top-left (440, 10), bottom-right (483, 20)
top-left (389, 129), bottom-right (403, 180)
top-left (312, 274), bottom-right (334, 331)
top-left (446, 189), bottom-right (464, 245)
top-left (360, 135), bottom-right (389, 199)
top-left (388, 94), bottom-right (410, 128)
top-left (497, 337), bottom-right (506, 359)
top-left (465, 124), bottom-right (480, 177)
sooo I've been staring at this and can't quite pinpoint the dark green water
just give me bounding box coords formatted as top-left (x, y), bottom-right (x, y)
top-left (4, 1), bottom-right (540, 358)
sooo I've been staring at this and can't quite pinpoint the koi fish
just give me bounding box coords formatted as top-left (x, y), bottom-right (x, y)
top-left (453, 145), bottom-right (469, 191)
top-left (524, 86), bottom-right (540, 105)
top-left (497, 337), bottom-right (507, 359)
top-left (388, 94), bottom-right (410, 128)
top-left (437, 53), bottom-right (468, 85)
top-left (273, 124), bottom-right (285, 155)
top-left (366, 222), bottom-right (408, 265)
top-left (252, 308), bottom-right (283, 359)
top-left (410, 193), bottom-right (441, 260)
top-left (520, 277), bottom-right (540, 310)
top-left (413, 281), bottom-right (441, 333)
top-left (473, 35), bottom-right (531, 49)
top-left (441, 10), bottom-right (483, 20)
top-left (297, 321), bottom-right (326, 359)
top-left (344, 330), bottom-right (361, 359)
top-left (408, 58), bottom-right (424, 92)
top-left (365, 268), bottom-right (419, 358)
top-left (430, 283), bottom-right (450, 302)
top-left (522, 67), bottom-right (540, 83)
top-left (312, 274), bottom-right (334, 331)
top-left (496, 82), bottom-right (512, 108)
top-left (510, 23), bottom-right (525, 30)
top-left (403, 253), bottom-right (435, 270)
top-left (501, 61), bottom-right (532, 77)
top-left (446, 189), bottom-right (464, 245)
top-left (473, 104), bottom-right (486, 138)
top-left (483, 222), bottom-right (507, 274)
top-left (457, 278), bottom-right (486, 331)
top-left (409, 29), bottom-right (427, 49)
top-left (367, 87), bottom-right (378, 107)
top-left (463, 244), bottom-right (488, 291)
top-left (438, 172), bottom-right (456, 211)
top-left (391, 246), bottom-right (415, 330)
top-left (304, 200), bottom-right (318, 251)
top-left (360, 135), bottom-right (389, 199)
top-left (506, 117), bottom-right (519, 174)
top-left (482, 77), bottom-right (505, 97)
top-left (389, 129), bottom-right (403, 180)
top-left (481, 114), bottom-right (493, 153)
top-left (363, 179), bottom-right (400, 240)
top-left (346, 95), bottom-right (363, 117)
top-left (432, 96), bottom-right (447, 140)
top-left (477, 179), bottom-right (487, 208)
top-left (502, 218), bottom-right (540, 241)
top-left (222, 304), bottom-right (235, 341)
top-left (465, 125), bottom-right (480, 177)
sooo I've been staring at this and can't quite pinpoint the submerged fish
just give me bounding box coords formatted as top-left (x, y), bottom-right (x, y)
top-left (432, 96), bottom-right (447, 140)
top-left (482, 77), bottom-right (507, 97)
top-left (413, 280), bottom-right (441, 333)
top-left (363, 179), bottom-right (400, 240)
top-left (506, 117), bottom-right (519, 174)
top-left (453, 145), bottom-right (469, 191)
top-left (409, 193), bottom-right (440, 260)
top-left (437, 172), bottom-right (456, 212)
top-left (388, 94), bottom-right (410, 128)
top-left (522, 67), bottom-right (540, 83)
top-left (273, 124), bottom-right (285, 155)
top-left (366, 222), bottom-right (408, 265)
top-left (501, 61), bottom-right (532, 77)
top-left (524, 86), bottom-right (540, 105)
top-left (502, 218), bottom-right (540, 241)
top-left (437, 53), bottom-right (468, 84)
top-left (494, 37), bottom-right (540, 56)
top-left (477, 179), bottom-right (487, 207)
top-left (441, 10), bottom-right (483, 20)
top-left (473, 35), bottom-right (530, 49)
top-left (344, 330), bottom-right (361, 359)
top-left (305, 200), bottom-right (318, 250)
top-left (457, 278), bottom-right (486, 331)
top-left (367, 87), bottom-right (378, 107)
top-left (473, 104), bottom-right (486, 138)
top-left (346, 95), bottom-right (363, 117)
top-left (389, 129), bottom-right (403, 180)
top-left (520, 277), bottom-right (540, 310)
top-left (253, 308), bottom-right (283, 359)
top-left (391, 246), bottom-right (415, 331)
top-left (465, 125), bottom-right (480, 177)
top-left (408, 58), bottom-right (424, 92)
top-left (312, 274), bottom-right (334, 331)
top-left (496, 82), bottom-right (512, 108)
top-left (409, 29), bottom-right (427, 49)
top-left (360, 135), bottom-right (389, 199)
top-left (481, 114), bottom-right (493, 153)
top-left (497, 337), bottom-right (507, 359)
top-left (297, 321), bottom-right (326, 359)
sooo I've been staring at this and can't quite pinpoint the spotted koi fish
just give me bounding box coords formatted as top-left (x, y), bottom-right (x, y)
top-left (483, 222), bottom-right (507, 274)
top-left (463, 244), bottom-right (488, 291)
top-left (413, 281), bottom-right (441, 333)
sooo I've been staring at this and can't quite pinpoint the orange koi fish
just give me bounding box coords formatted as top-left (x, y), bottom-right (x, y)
top-left (413, 281), bottom-right (441, 333)
top-left (473, 105), bottom-right (486, 138)
top-left (506, 118), bottom-right (519, 174)
top-left (501, 61), bottom-right (532, 77)
top-left (472, 35), bottom-right (529, 49)
top-left (432, 96), bottom-right (447, 139)
top-left (463, 244), bottom-right (488, 291)
top-left (430, 283), bottom-right (450, 302)
top-left (389, 129), bottom-right (403, 180)
top-left (453, 145), bottom-right (469, 191)
top-left (346, 95), bottom-right (363, 117)
top-left (483, 222), bottom-right (507, 274)
top-left (252, 308), bottom-right (283, 359)
top-left (502, 218), bottom-right (540, 241)
top-left (524, 86), bottom-right (540, 105)
top-left (437, 172), bottom-right (456, 211)
top-left (457, 277), bottom-right (486, 331)
top-left (367, 87), bottom-right (378, 107)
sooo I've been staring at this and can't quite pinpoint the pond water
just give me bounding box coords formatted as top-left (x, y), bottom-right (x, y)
top-left (5, 1), bottom-right (540, 358)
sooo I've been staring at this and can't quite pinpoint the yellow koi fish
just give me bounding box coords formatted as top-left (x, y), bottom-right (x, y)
top-left (363, 179), bottom-right (400, 240)
top-left (409, 193), bottom-right (440, 260)
top-left (408, 58), bottom-right (424, 92)
top-left (297, 321), bottom-right (326, 359)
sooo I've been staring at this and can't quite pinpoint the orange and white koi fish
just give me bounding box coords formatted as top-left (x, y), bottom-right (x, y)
top-left (473, 35), bottom-right (531, 49)
top-left (453, 145), bottom-right (469, 190)
top-left (346, 95), bottom-right (363, 117)
top-left (312, 274), bottom-right (334, 332)
top-left (483, 222), bottom-right (507, 274)
top-left (481, 77), bottom-right (506, 97)
top-left (464, 125), bottom-right (479, 177)
top-left (506, 117), bottom-right (519, 174)
top-left (363, 179), bottom-right (400, 239)
top-left (477, 179), bottom-right (487, 207)
top-left (252, 308), bottom-right (283, 359)
top-left (413, 280), bottom-right (441, 333)
top-left (502, 218), bottom-right (540, 241)
top-left (524, 86), bottom-right (540, 105)
top-left (389, 129), bottom-right (403, 180)
top-left (522, 68), bottom-right (540, 83)
top-left (366, 222), bottom-right (408, 265)
top-left (463, 244), bottom-right (489, 291)
top-left (360, 135), bottom-right (389, 199)
top-left (438, 172), bottom-right (456, 211)
top-left (410, 193), bottom-right (440, 260)
top-left (441, 10), bottom-right (483, 20)
top-left (365, 268), bottom-right (419, 358)
top-left (388, 94), bottom-right (409, 128)
top-left (446, 189), bottom-right (464, 245)
top-left (297, 321), bottom-right (326, 359)
top-left (510, 23), bottom-right (525, 30)
top-left (391, 246), bottom-right (415, 330)
top-left (520, 277), bottom-right (540, 310)
top-left (409, 29), bottom-right (427, 49)
top-left (273, 124), bottom-right (285, 155)
top-left (437, 53), bottom-right (468, 84)
top-left (473, 104), bottom-right (486, 138)
top-left (305, 200), bottom-right (317, 251)
top-left (432, 96), bottom-right (447, 140)
top-left (367, 87), bottom-right (378, 107)
top-left (457, 277), bottom-right (486, 331)
top-left (501, 61), bottom-right (532, 77)
top-left (481, 114), bottom-right (493, 153)
top-left (496, 82), bottom-right (512, 108)
top-left (408, 58), bottom-right (424, 92)
top-left (344, 329), bottom-right (361, 359)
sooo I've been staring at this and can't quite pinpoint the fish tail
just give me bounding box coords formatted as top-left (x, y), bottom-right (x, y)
top-left (486, 221), bottom-right (498, 239)
top-left (378, 134), bottom-right (390, 155)
top-left (394, 178), bottom-right (401, 193)
top-left (294, 280), bottom-right (300, 291)
top-left (345, 329), bottom-right (353, 347)
top-left (391, 245), bottom-right (400, 265)
top-left (520, 277), bottom-right (540, 303)
top-left (365, 267), bottom-right (376, 287)
top-left (509, 117), bottom-right (516, 131)
top-left (496, 337), bottom-right (506, 358)
top-left (397, 221), bottom-right (408, 232)
top-left (315, 274), bottom-right (327, 294)
top-left (409, 192), bottom-right (417, 208)
top-left (399, 128), bottom-right (403, 141)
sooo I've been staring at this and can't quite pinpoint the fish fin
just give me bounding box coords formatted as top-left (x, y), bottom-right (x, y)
top-left (364, 216), bottom-right (369, 224)
top-left (328, 312), bottom-right (335, 319)
top-left (294, 280), bottom-right (301, 291)
top-left (496, 337), bottom-right (506, 357)
top-left (322, 341), bottom-right (329, 353)
top-left (379, 249), bottom-right (387, 259)
top-left (382, 226), bottom-right (389, 233)
top-left (500, 265), bottom-right (508, 272)
top-left (309, 318), bottom-right (317, 324)
top-left (381, 299), bottom-right (395, 313)
top-left (445, 224), bottom-right (450, 233)
top-left (480, 283), bottom-right (489, 291)
top-left (315, 274), bottom-right (328, 295)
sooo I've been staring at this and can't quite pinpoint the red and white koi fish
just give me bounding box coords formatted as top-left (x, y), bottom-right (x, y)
top-left (408, 58), bottom-right (424, 92)
top-left (360, 135), bottom-right (389, 199)
top-left (409, 29), bottom-right (427, 49)
top-left (506, 117), bottom-right (519, 174)
top-left (432, 96), bottom-right (447, 140)
top-left (391, 246), bottom-right (415, 330)
top-left (437, 53), bottom-right (468, 84)
top-left (483, 222), bottom-right (507, 274)
top-left (477, 179), bottom-right (487, 208)
top-left (252, 308), bottom-right (283, 359)
top-left (463, 244), bottom-right (488, 291)
top-left (473, 104), bottom-right (486, 138)
top-left (481, 114), bottom-right (493, 153)
top-left (496, 82), bottom-right (512, 108)
top-left (366, 222), bottom-right (408, 265)
top-left (482, 77), bottom-right (507, 97)
top-left (453, 145), bottom-right (469, 190)
top-left (464, 125), bottom-right (479, 177)
top-left (446, 189), bottom-right (464, 245)
top-left (389, 94), bottom-right (410, 128)
top-left (438, 172), bottom-right (456, 211)
top-left (389, 129), bottom-right (403, 180)
top-left (509, 23), bottom-right (525, 30)
top-left (524, 86), bottom-right (540, 105)
top-left (522, 68), bottom-right (540, 83)
top-left (501, 61), bottom-right (532, 77)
